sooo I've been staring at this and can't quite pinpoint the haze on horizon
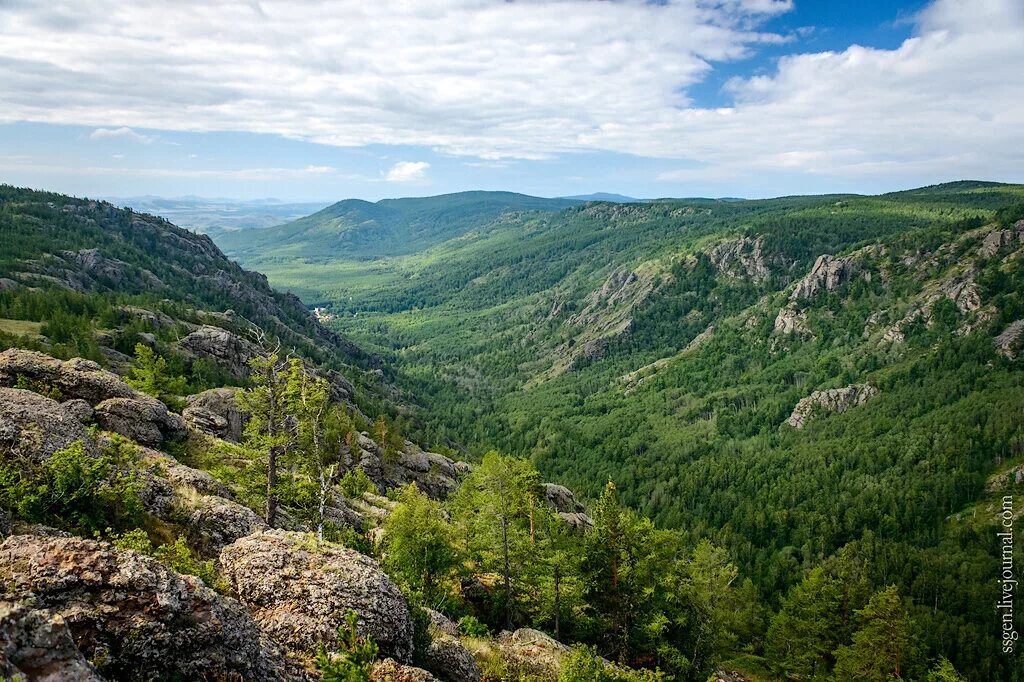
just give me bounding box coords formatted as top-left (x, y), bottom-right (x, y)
top-left (1, 0), bottom-right (1022, 202)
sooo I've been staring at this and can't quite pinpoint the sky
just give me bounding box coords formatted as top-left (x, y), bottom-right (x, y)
top-left (0, 0), bottom-right (1022, 202)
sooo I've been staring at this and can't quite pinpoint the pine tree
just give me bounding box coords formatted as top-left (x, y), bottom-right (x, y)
top-left (766, 566), bottom-right (844, 679)
top-left (833, 585), bottom-right (918, 681)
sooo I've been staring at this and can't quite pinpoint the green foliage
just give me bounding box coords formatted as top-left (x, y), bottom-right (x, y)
top-left (110, 528), bottom-right (222, 589)
top-left (765, 567), bottom-right (843, 679)
top-left (339, 467), bottom-right (379, 499)
top-left (927, 658), bottom-right (969, 682)
top-left (382, 483), bottom-right (460, 601)
top-left (316, 610), bottom-right (379, 682)
top-left (833, 586), bottom-right (920, 681)
top-left (559, 644), bottom-right (666, 682)
top-left (0, 439), bottom-right (143, 535)
top-left (126, 343), bottom-right (187, 410)
top-left (458, 615), bottom-right (491, 638)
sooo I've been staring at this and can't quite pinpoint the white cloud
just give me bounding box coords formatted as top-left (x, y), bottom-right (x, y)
top-left (0, 0), bottom-right (1022, 185)
top-left (89, 127), bottom-right (153, 143)
top-left (384, 161), bottom-right (430, 183)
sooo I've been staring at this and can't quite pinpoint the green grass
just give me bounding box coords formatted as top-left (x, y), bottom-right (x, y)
top-left (0, 318), bottom-right (43, 337)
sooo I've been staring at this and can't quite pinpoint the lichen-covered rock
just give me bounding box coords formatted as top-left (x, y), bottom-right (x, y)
top-left (0, 534), bottom-right (292, 681)
top-left (558, 511), bottom-right (595, 531)
top-left (371, 658), bottom-right (440, 682)
top-left (0, 349), bottom-right (134, 403)
top-left (786, 384), bottom-right (879, 429)
top-left (0, 349), bottom-right (185, 446)
top-left (183, 387), bottom-right (247, 442)
top-left (425, 635), bottom-right (482, 682)
top-left (140, 446), bottom-right (234, 499)
top-left (425, 609), bottom-right (459, 638)
top-left (178, 325), bottom-right (261, 380)
top-left (218, 530), bottom-right (415, 665)
top-left (187, 495), bottom-right (269, 556)
top-left (61, 398), bottom-right (94, 423)
top-left (0, 388), bottom-right (98, 462)
top-left (497, 628), bottom-right (570, 678)
top-left (0, 601), bottom-right (104, 682)
top-left (354, 435), bottom-right (465, 500)
top-left (94, 394), bottom-right (186, 447)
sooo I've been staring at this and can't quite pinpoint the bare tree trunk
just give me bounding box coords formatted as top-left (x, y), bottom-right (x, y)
top-left (317, 462), bottom-right (335, 542)
top-left (554, 562), bottom-right (561, 639)
top-left (502, 514), bottom-right (512, 629)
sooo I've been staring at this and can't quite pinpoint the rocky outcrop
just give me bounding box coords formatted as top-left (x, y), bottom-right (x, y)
top-left (94, 394), bottom-right (186, 447)
top-left (497, 628), bottom-right (570, 678)
top-left (218, 530), bottom-right (415, 666)
top-left (542, 483), bottom-right (585, 514)
top-left (708, 236), bottom-right (770, 282)
top-left (425, 636), bottom-right (482, 682)
top-left (425, 609), bottom-right (460, 638)
top-left (178, 325), bottom-right (262, 380)
top-left (371, 658), bottom-right (440, 682)
top-left (0, 349), bottom-right (185, 446)
top-left (0, 600), bottom-right (105, 682)
top-left (773, 304), bottom-right (811, 336)
top-left (0, 388), bottom-right (98, 462)
top-left (0, 534), bottom-right (292, 681)
top-left (187, 495), bottom-right (270, 556)
top-left (979, 223), bottom-right (1024, 258)
top-left (995, 320), bottom-right (1024, 358)
top-left (354, 435), bottom-right (465, 500)
top-left (790, 254), bottom-right (857, 301)
top-left (786, 384), bottom-right (879, 429)
top-left (183, 387), bottom-right (247, 442)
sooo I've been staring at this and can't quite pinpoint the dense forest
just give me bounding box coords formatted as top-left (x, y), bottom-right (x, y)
top-left (218, 181), bottom-right (1024, 679)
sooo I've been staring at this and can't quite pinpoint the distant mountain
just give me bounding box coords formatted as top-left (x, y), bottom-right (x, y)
top-left (105, 195), bottom-right (330, 234)
top-left (561, 192), bottom-right (643, 203)
top-left (216, 191), bottom-right (580, 263)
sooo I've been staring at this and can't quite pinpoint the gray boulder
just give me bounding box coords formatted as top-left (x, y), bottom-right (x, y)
top-left (0, 388), bottom-right (98, 462)
top-left (0, 534), bottom-right (293, 681)
top-left (371, 658), bottom-right (440, 682)
top-left (183, 387), bottom-right (247, 442)
top-left (425, 636), bottom-right (481, 682)
top-left (187, 495), bottom-right (269, 557)
top-left (219, 530), bottom-right (415, 665)
top-left (94, 394), bottom-right (186, 447)
top-left (178, 325), bottom-right (261, 380)
top-left (0, 601), bottom-right (104, 682)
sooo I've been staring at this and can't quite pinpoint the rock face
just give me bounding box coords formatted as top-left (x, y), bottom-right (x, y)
top-left (425, 636), bottom-right (482, 682)
top-left (708, 236), bottom-right (770, 282)
top-left (183, 387), bottom-right (247, 442)
top-left (541, 483), bottom-right (593, 531)
top-left (773, 304), bottom-right (811, 336)
top-left (0, 388), bottom-right (98, 462)
top-left (0, 349), bottom-right (185, 446)
top-left (0, 534), bottom-right (292, 682)
top-left (187, 495), bottom-right (270, 556)
top-left (995, 319), bottom-right (1024, 358)
top-left (790, 254), bottom-right (857, 301)
top-left (0, 601), bottom-right (104, 682)
top-left (979, 223), bottom-right (1024, 258)
top-left (179, 325), bottom-right (261, 380)
top-left (786, 384), bottom-right (879, 429)
top-left (219, 530), bottom-right (415, 666)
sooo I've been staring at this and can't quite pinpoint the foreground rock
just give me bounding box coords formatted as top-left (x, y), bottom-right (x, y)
top-left (497, 628), bottom-right (570, 679)
top-left (0, 388), bottom-right (98, 462)
top-left (353, 435), bottom-right (465, 500)
top-left (0, 349), bottom-right (185, 446)
top-left (178, 325), bottom-right (262, 380)
top-left (425, 635), bottom-right (482, 682)
top-left (0, 534), bottom-right (292, 681)
top-left (187, 495), bottom-right (269, 556)
top-left (786, 384), bottom-right (879, 429)
top-left (0, 601), bottom-right (104, 682)
top-left (219, 530), bottom-right (415, 666)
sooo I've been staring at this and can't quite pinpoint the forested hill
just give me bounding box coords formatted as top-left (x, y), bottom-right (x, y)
top-left (217, 190), bottom-right (580, 262)
top-left (217, 180), bottom-right (1024, 679)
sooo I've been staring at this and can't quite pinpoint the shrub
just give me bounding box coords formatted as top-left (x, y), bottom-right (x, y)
top-left (316, 610), bottom-right (379, 682)
top-left (458, 615), bottom-right (491, 638)
top-left (110, 528), bottom-right (224, 590)
top-left (339, 467), bottom-right (378, 499)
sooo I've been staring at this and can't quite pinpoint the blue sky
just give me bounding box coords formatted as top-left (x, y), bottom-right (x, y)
top-left (0, 0), bottom-right (1021, 202)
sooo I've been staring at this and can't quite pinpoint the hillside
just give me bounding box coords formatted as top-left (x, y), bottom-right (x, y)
top-left (215, 181), bottom-right (1024, 679)
top-left (218, 191), bottom-right (580, 265)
